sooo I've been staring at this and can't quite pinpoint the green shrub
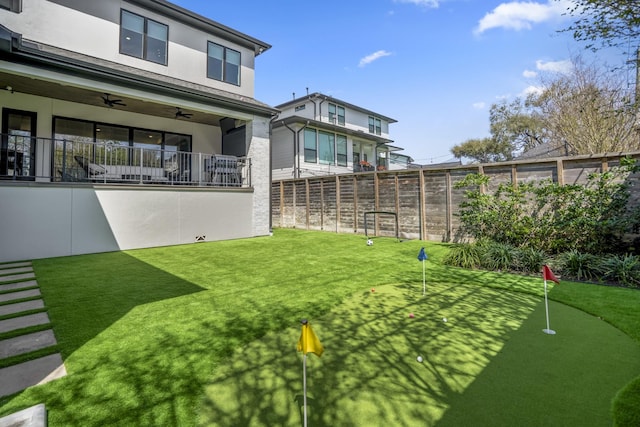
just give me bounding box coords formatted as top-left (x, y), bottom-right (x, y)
top-left (515, 247), bottom-right (547, 274)
top-left (443, 243), bottom-right (482, 269)
top-left (557, 250), bottom-right (602, 282)
top-left (479, 241), bottom-right (518, 271)
top-left (601, 254), bottom-right (640, 288)
top-left (455, 157), bottom-right (639, 255)
top-left (612, 376), bottom-right (640, 427)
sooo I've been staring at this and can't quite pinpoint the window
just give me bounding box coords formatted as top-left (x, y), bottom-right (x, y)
top-left (0, 0), bottom-right (21, 12)
top-left (207, 42), bottom-right (241, 85)
top-left (295, 104), bottom-right (306, 112)
top-left (304, 127), bottom-right (348, 166)
top-left (328, 103), bottom-right (345, 125)
top-left (304, 128), bottom-right (317, 163)
top-left (120, 10), bottom-right (168, 65)
top-left (368, 116), bottom-right (381, 135)
top-left (318, 131), bottom-right (334, 165)
top-left (53, 117), bottom-right (191, 160)
top-left (336, 135), bottom-right (347, 166)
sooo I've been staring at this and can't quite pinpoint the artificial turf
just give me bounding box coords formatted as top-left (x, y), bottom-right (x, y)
top-left (0, 228), bottom-right (638, 426)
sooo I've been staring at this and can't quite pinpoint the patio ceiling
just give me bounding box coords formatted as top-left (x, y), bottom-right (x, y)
top-left (0, 71), bottom-right (227, 126)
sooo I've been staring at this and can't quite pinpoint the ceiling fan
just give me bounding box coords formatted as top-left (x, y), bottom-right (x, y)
top-left (175, 107), bottom-right (193, 119)
top-left (102, 93), bottom-right (126, 107)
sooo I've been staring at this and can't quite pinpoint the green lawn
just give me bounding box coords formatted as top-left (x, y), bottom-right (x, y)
top-left (0, 229), bottom-right (639, 426)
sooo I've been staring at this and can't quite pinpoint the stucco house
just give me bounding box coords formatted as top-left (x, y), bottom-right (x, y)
top-left (0, 0), bottom-right (277, 262)
top-left (271, 92), bottom-right (400, 179)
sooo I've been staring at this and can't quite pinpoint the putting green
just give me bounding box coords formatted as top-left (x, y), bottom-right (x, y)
top-left (198, 282), bottom-right (640, 426)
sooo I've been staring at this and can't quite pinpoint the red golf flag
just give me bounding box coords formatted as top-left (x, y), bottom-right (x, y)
top-left (542, 265), bottom-right (559, 284)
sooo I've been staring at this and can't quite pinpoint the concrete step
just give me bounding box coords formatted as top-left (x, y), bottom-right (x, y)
top-left (0, 353), bottom-right (66, 398)
top-left (0, 313), bottom-right (50, 334)
top-left (0, 261), bottom-right (32, 269)
top-left (0, 266), bottom-right (33, 276)
top-left (0, 289), bottom-right (41, 304)
top-left (0, 273), bottom-right (36, 284)
top-left (0, 404), bottom-right (46, 427)
top-left (0, 300), bottom-right (44, 317)
top-left (0, 330), bottom-right (57, 359)
top-left (0, 280), bottom-right (38, 293)
top-left (0, 329), bottom-right (58, 359)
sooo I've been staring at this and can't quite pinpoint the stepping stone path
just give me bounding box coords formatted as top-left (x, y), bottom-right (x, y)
top-left (0, 261), bottom-right (67, 402)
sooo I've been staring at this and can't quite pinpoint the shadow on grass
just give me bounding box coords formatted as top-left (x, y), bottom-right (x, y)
top-left (199, 282), bottom-right (546, 426)
top-left (33, 251), bottom-right (206, 359)
top-left (0, 251), bottom-right (207, 424)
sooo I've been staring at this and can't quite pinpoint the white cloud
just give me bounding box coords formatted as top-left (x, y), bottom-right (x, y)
top-left (472, 102), bottom-right (486, 109)
top-left (359, 50), bottom-right (392, 67)
top-left (536, 59), bottom-right (572, 74)
top-left (523, 69), bottom-right (537, 78)
top-left (522, 85), bottom-right (544, 96)
top-left (394, 0), bottom-right (439, 7)
top-left (474, 1), bottom-right (569, 35)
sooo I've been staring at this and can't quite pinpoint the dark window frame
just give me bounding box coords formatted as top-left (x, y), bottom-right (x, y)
top-left (52, 116), bottom-right (192, 165)
top-left (328, 103), bottom-right (345, 126)
top-left (119, 9), bottom-right (168, 66)
top-left (368, 116), bottom-right (382, 135)
top-left (207, 41), bottom-right (241, 86)
top-left (303, 128), bottom-right (317, 163)
top-left (0, 0), bottom-right (21, 12)
top-left (304, 127), bottom-right (348, 167)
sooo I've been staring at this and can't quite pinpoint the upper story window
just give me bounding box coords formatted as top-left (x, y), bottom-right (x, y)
top-left (328, 103), bottom-right (345, 125)
top-left (207, 42), bottom-right (241, 86)
top-left (0, 0), bottom-right (21, 12)
top-left (295, 104), bottom-right (306, 112)
top-left (368, 116), bottom-right (382, 135)
top-left (120, 10), bottom-right (168, 65)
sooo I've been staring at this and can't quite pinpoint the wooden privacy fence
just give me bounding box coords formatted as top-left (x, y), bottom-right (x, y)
top-left (271, 151), bottom-right (640, 242)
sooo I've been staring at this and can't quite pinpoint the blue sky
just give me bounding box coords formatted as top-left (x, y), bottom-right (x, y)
top-left (172, 0), bottom-right (630, 165)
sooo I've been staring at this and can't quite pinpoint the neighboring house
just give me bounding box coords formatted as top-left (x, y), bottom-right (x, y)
top-left (388, 151), bottom-right (413, 170)
top-left (516, 141), bottom-right (570, 160)
top-left (271, 92), bottom-right (399, 179)
top-left (0, 0), bottom-right (277, 262)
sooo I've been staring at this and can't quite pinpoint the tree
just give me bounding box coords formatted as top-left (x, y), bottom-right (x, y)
top-left (559, 0), bottom-right (640, 50)
top-left (451, 99), bottom-right (546, 163)
top-left (450, 137), bottom-right (512, 164)
top-left (529, 56), bottom-right (640, 154)
top-left (489, 98), bottom-right (547, 153)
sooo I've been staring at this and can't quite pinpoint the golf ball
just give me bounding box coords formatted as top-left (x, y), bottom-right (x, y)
top-left (443, 317), bottom-right (447, 322)
top-left (417, 356), bottom-right (423, 363)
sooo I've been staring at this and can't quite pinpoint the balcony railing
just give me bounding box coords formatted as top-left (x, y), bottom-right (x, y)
top-left (0, 134), bottom-right (251, 188)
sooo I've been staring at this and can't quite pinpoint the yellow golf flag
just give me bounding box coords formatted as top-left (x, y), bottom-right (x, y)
top-left (297, 320), bottom-right (324, 357)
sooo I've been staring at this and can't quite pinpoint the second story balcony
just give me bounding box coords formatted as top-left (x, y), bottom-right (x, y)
top-left (1, 134), bottom-right (251, 188)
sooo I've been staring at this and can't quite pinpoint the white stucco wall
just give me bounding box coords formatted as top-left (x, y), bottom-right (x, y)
top-left (0, 0), bottom-right (256, 97)
top-left (0, 185), bottom-right (255, 262)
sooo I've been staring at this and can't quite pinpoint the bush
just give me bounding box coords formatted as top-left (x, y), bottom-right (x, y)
top-left (600, 254), bottom-right (640, 288)
top-left (479, 241), bottom-right (518, 271)
top-left (515, 247), bottom-right (547, 274)
top-left (443, 243), bottom-right (482, 269)
top-left (557, 250), bottom-right (603, 282)
top-left (455, 156), bottom-right (639, 255)
top-left (612, 376), bottom-right (640, 427)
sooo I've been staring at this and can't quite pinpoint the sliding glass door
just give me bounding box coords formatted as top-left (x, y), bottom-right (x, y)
top-left (1, 109), bottom-right (37, 180)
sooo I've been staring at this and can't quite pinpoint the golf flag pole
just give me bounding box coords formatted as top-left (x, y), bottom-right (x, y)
top-left (297, 319), bottom-right (323, 427)
top-left (542, 265), bottom-right (560, 335)
top-left (418, 247), bottom-right (428, 296)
